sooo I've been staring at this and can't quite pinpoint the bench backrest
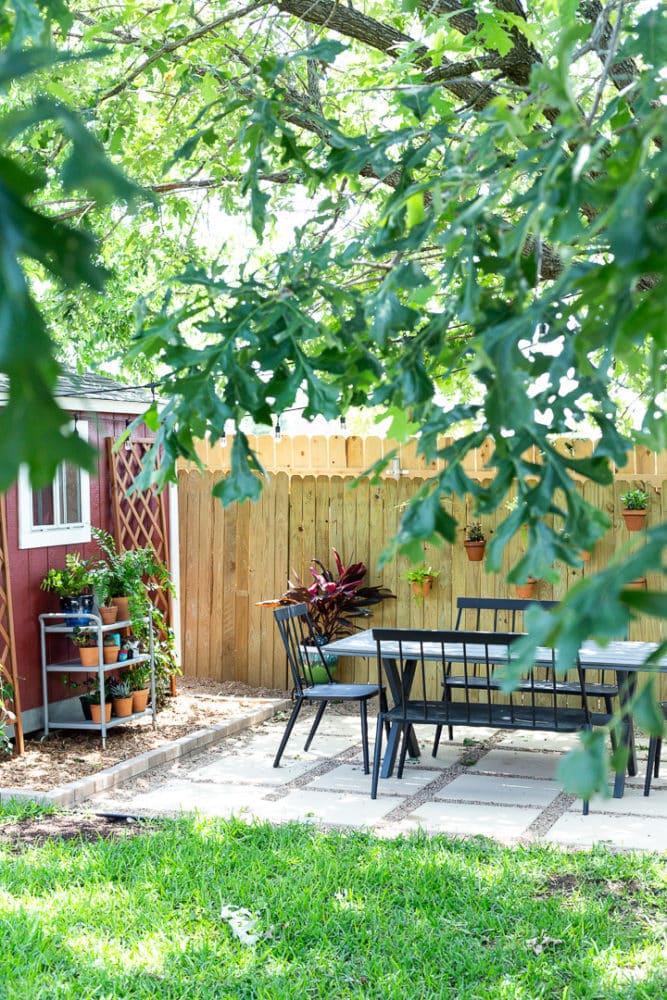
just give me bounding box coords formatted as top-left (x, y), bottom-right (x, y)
top-left (454, 597), bottom-right (559, 633)
top-left (372, 627), bottom-right (593, 733)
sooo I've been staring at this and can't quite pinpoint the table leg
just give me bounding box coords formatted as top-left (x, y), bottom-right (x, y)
top-left (613, 672), bottom-right (637, 798)
top-left (380, 657), bottom-right (420, 778)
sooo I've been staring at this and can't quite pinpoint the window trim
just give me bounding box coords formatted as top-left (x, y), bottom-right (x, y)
top-left (17, 421), bottom-right (92, 550)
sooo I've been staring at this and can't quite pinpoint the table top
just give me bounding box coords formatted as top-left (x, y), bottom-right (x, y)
top-left (323, 629), bottom-right (667, 672)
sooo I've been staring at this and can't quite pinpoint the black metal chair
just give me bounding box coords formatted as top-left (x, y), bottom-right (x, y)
top-left (644, 702), bottom-right (667, 796)
top-left (433, 597), bottom-right (619, 756)
top-left (273, 603), bottom-right (387, 773)
top-left (371, 628), bottom-right (610, 809)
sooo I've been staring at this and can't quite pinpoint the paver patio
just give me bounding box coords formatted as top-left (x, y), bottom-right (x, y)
top-left (89, 706), bottom-right (667, 852)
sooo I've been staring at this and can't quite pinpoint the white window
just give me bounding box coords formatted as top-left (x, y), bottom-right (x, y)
top-left (18, 421), bottom-right (92, 549)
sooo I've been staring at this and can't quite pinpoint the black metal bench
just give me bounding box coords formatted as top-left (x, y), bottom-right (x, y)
top-left (371, 627), bottom-right (611, 809)
top-left (433, 597), bottom-right (619, 755)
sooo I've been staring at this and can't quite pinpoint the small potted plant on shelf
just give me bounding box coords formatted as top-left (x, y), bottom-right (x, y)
top-left (88, 685), bottom-right (112, 725)
top-left (620, 488), bottom-right (649, 531)
top-left (403, 563), bottom-right (439, 601)
top-left (109, 677), bottom-right (133, 718)
top-left (71, 627), bottom-right (99, 667)
top-left (125, 663), bottom-right (151, 712)
top-left (91, 528), bottom-right (173, 634)
top-left (62, 674), bottom-right (96, 721)
top-left (103, 632), bottom-right (120, 664)
top-left (463, 522), bottom-right (487, 562)
top-left (41, 553), bottom-right (95, 623)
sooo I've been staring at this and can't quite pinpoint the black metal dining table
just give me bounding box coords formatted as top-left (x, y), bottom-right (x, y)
top-left (323, 630), bottom-right (667, 797)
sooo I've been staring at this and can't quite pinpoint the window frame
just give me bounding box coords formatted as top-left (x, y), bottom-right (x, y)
top-left (17, 421), bottom-right (92, 549)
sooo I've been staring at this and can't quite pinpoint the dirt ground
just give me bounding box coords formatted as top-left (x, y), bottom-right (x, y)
top-left (0, 677), bottom-right (288, 844)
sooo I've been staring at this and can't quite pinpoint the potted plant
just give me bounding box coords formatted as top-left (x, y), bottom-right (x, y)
top-left (41, 553), bottom-right (95, 623)
top-left (403, 563), bottom-right (439, 601)
top-left (620, 488), bottom-right (649, 531)
top-left (259, 549), bottom-right (395, 681)
top-left (70, 627), bottom-right (99, 667)
top-left (91, 528), bottom-right (173, 632)
top-left (125, 663), bottom-right (151, 712)
top-left (109, 677), bottom-right (133, 718)
top-left (62, 674), bottom-right (96, 720)
top-left (88, 687), bottom-right (112, 725)
top-left (463, 522), bottom-right (486, 562)
top-left (515, 577), bottom-right (538, 599)
top-left (103, 632), bottom-right (120, 664)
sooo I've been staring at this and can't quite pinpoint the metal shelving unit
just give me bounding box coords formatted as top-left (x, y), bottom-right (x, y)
top-left (39, 612), bottom-right (156, 748)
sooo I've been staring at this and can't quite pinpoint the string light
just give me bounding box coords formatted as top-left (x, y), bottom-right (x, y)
top-left (124, 418), bottom-right (132, 452)
top-left (221, 427), bottom-right (227, 448)
top-left (274, 417), bottom-right (282, 442)
top-left (340, 415), bottom-right (346, 430)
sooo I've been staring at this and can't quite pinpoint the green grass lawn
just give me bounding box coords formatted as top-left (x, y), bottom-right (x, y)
top-left (0, 804), bottom-right (665, 999)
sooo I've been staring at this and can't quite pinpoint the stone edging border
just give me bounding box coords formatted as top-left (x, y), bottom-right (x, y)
top-left (0, 698), bottom-right (290, 808)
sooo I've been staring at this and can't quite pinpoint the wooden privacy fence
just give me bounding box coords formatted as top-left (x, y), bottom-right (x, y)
top-left (188, 434), bottom-right (667, 483)
top-left (178, 469), bottom-right (666, 698)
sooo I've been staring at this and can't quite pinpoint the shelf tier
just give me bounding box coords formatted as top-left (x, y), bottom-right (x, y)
top-left (46, 654), bottom-right (150, 673)
top-left (47, 709), bottom-right (154, 731)
top-left (41, 618), bottom-right (134, 635)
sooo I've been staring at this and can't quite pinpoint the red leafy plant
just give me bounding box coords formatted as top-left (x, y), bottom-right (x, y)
top-left (262, 549), bottom-right (395, 642)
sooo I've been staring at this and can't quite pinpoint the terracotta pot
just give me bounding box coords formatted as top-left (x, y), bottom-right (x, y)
top-left (112, 695), bottom-right (134, 718)
top-left (78, 645), bottom-right (100, 667)
top-left (579, 549), bottom-right (591, 562)
top-left (464, 540), bottom-right (486, 562)
top-left (132, 688), bottom-right (150, 713)
top-left (621, 508), bottom-right (647, 531)
top-left (90, 702), bottom-right (112, 724)
top-left (103, 645), bottom-right (120, 664)
top-left (99, 605), bottom-right (119, 625)
top-left (625, 577), bottom-right (647, 590)
top-left (516, 577), bottom-right (537, 599)
top-left (111, 596), bottom-right (131, 637)
top-left (412, 577), bottom-right (434, 599)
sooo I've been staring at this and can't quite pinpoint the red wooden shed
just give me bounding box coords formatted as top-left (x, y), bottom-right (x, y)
top-left (0, 370), bottom-right (179, 748)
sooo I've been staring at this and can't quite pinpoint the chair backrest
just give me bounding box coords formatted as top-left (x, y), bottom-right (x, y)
top-left (454, 597), bottom-right (559, 632)
top-left (273, 603), bottom-right (335, 692)
top-left (372, 627), bottom-right (591, 733)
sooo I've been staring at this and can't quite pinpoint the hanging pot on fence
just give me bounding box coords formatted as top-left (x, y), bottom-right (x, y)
top-left (621, 509), bottom-right (647, 532)
top-left (515, 577), bottom-right (537, 599)
top-left (463, 540), bottom-right (486, 562)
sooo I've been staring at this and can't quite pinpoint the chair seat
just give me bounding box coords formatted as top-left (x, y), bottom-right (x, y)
top-left (385, 700), bottom-right (610, 733)
top-left (304, 683), bottom-right (380, 701)
top-left (445, 675), bottom-right (618, 698)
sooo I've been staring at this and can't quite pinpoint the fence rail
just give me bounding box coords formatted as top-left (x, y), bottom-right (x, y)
top-left (178, 468), bottom-right (666, 699)
top-left (185, 434), bottom-right (667, 482)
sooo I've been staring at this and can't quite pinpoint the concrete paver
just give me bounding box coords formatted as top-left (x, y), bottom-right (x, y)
top-left (88, 707), bottom-right (666, 852)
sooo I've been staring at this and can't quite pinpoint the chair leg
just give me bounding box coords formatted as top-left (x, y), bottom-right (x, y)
top-left (380, 689), bottom-right (391, 738)
top-left (432, 724), bottom-right (442, 758)
top-left (654, 738), bottom-right (662, 777)
top-left (397, 724), bottom-right (409, 779)
top-left (371, 714), bottom-right (384, 800)
top-left (645, 736), bottom-right (659, 796)
top-left (360, 699), bottom-right (369, 775)
top-left (273, 698), bottom-right (304, 767)
top-left (606, 699), bottom-right (617, 752)
top-left (304, 700), bottom-right (328, 751)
